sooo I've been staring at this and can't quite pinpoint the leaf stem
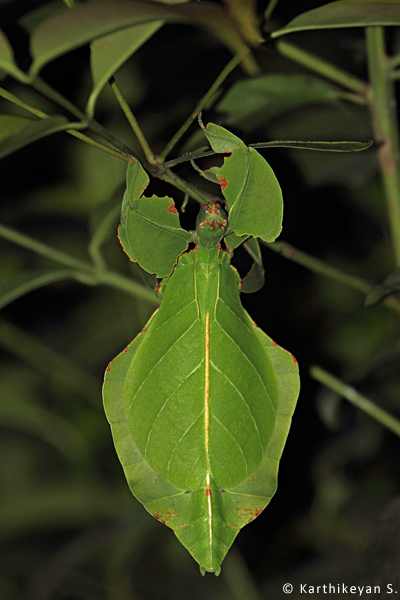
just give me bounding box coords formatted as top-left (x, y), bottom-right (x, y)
top-left (0, 85), bottom-right (131, 162)
top-left (157, 52), bottom-right (247, 163)
top-left (266, 240), bottom-right (400, 315)
top-left (31, 77), bottom-right (138, 158)
top-left (164, 148), bottom-right (216, 169)
top-left (366, 26), bottom-right (400, 267)
top-left (310, 365), bottom-right (400, 438)
top-left (0, 86), bottom-right (48, 119)
top-left (110, 77), bottom-right (155, 163)
top-left (32, 77), bottom-right (88, 122)
top-left (0, 223), bottom-right (159, 305)
top-left (67, 131), bottom-right (131, 161)
top-left (386, 53), bottom-right (400, 71)
top-left (160, 168), bottom-right (213, 205)
top-left (275, 40), bottom-right (369, 96)
top-left (264, 0), bottom-right (281, 23)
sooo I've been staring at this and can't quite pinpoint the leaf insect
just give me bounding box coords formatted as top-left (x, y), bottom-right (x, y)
top-left (103, 123), bottom-right (300, 574)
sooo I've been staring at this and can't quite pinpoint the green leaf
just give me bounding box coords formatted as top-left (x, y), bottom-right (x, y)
top-left (18, 1), bottom-right (66, 34)
top-left (272, 0), bottom-right (400, 38)
top-left (202, 121), bottom-right (246, 153)
top-left (0, 29), bottom-right (29, 82)
top-left (217, 74), bottom-right (346, 130)
top-left (119, 160), bottom-right (192, 277)
top-left (218, 146), bottom-right (283, 242)
top-left (265, 104), bottom-right (374, 186)
top-left (30, 0), bottom-right (256, 78)
top-left (0, 115), bottom-right (81, 159)
top-left (0, 269), bottom-right (74, 310)
top-left (103, 239), bottom-right (299, 572)
top-left (251, 140), bottom-right (373, 152)
top-left (241, 237), bottom-right (265, 293)
top-left (87, 21), bottom-right (162, 117)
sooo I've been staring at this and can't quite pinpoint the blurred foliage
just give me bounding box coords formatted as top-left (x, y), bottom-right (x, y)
top-left (0, 0), bottom-right (400, 598)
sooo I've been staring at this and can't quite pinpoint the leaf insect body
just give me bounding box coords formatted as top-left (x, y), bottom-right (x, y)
top-left (103, 124), bottom-right (300, 574)
top-left (104, 201), bottom-right (299, 575)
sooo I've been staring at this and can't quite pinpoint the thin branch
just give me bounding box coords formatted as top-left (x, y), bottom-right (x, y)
top-left (31, 77), bottom-right (138, 158)
top-left (110, 77), bottom-right (155, 163)
top-left (0, 85), bottom-right (131, 162)
top-left (266, 240), bottom-right (400, 315)
top-left (366, 27), bottom-right (400, 267)
top-left (0, 223), bottom-right (159, 305)
top-left (157, 52), bottom-right (247, 163)
top-left (310, 365), bottom-right (400, 438)
top-left (160, 168), bottom-right (213, 205)
top-left (264, 0), bottom-right (281, 23)
top-left (275, 40), bottom-right (369, 96)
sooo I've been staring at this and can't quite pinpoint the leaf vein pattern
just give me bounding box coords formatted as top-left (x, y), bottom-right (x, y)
top-left (212, 414), bottom-right (248, 477)
top-left (144, 361), bottom-right (203, 458)
top-left (184, 454), bottom-right (202, 489)
top-left (166, 408), bottom-right (204, 479)
top-left (133, 210), bottom-right (189, 237)
top-left (214, 314), bottom-right (275, 415)
top-left (148, 299), bottom-right (197, 336)
top-left (130, 319), bottom-right (199, 406)
top-left (210, 359), bottom-right (263, 455)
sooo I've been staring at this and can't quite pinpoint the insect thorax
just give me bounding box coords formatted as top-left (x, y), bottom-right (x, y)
top-left (195, 201), bottom-right (228, 250)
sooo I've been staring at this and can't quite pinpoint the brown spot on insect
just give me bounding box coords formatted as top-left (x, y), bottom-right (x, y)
top-left (168, 202), bottom-right (178, 214)
top-left (217, 177), bottom-right (228, 191)
top-left (174, 523), bottom-right (189, 530)
top-left (237, 507), bottom-right (263, 520)
top-left (153, 514), bottom-right (161, 520)
top-left (272, 340), bottom-right (278, 347)
top-left (142, 326), bottom-right (147, 333)
top-left (106, 363), bottom-right (111, 372)
top-left (290, 354), bottom-right (297, 365)
top-left (205, 488), bottom-right (212, 496)
top-left (123, 346), bottom-right (129, 353)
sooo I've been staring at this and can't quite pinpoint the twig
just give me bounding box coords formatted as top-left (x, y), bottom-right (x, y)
top-left (266, 240), bottom-right (400, 315)
top-left (310, 365), bottom-right (400, 438)
top-left (366, 27), bottom-right (400, 267)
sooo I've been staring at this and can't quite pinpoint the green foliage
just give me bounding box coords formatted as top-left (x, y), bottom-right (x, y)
top-left (272, 0), bottom-right (400, 36)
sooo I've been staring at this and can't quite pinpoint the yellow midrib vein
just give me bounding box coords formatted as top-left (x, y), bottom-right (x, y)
top-left (204, 312), bottom-right (213, 558)
top-left (205, 312), bottom-right (210, 464)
